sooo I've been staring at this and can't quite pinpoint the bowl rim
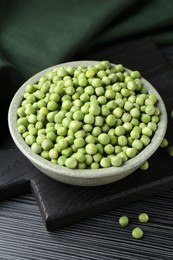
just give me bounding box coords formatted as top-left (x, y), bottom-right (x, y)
top-left (8, 60), bottom-right (167, 179)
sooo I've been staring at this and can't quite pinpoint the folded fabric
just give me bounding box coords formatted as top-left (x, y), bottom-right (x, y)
top-left (1, 0), bottom-right (173, 80)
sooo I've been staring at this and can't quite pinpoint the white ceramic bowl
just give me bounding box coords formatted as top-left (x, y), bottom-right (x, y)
top-left (8, 61), bottom-right (167, 186)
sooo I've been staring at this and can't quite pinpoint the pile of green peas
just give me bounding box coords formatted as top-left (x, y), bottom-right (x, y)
top-left (17, 61), bottom-right (160, 169)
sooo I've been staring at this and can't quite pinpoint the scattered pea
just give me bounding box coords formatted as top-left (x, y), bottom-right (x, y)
top-left (160, 138), bottom-right (168, 148)
top-left (140, 160), bottom-right (149, 170)
top-left (119, 215), bottom-right (129, 227)
top-left (132, 227), bottom-right (144, 239)
top-left (138, 213), bottom-right (149, 223)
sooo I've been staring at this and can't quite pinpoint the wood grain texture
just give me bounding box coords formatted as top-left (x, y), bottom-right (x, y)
top-left (1, 37), bottom-right (173, 231)
top-left (1, 191), bottom-right (173, 260)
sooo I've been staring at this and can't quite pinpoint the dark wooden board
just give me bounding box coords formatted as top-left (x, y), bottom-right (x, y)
top-left (1, 38), bottom-right (173, 231)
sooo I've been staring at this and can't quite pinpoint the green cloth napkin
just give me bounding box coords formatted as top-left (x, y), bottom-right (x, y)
top-left (1, 0), bottom-right (173, 77)
top-left (1, 0), bottom-right (173, 111)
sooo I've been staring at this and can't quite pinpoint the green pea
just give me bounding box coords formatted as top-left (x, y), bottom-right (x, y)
top-left (72, 111), bottom-right (84, 121)
top-left (83, 124), bottom-right (93, 133)
top-left (25, 84), bottom-right (36, 93)
top-left (91, 162), bottom-right (100, 169)
top-left (140, 160), bottom-right (149, 170)
top-left (106, 115), bottom-right (116, 127)
top-left (152, 115), bottom-right (159, 123)
top-left (47, 111), bottom-right (58, 123)
top-left (74, 137), bottom-right (85, 149)
top-left (41, 150), bottom-right (50, 160)
top-left (145, 105), bottom-right (155, 115)
top-left (29, 127), bottom-right (38, 136)
top-left (17, 107), bottom-right (26, 117)
top-left (93, 153), bottom-right (102, 163)
top-left (85, 144), bottom-right (97, 155)
top-left (160, 138), bottom-right (168, 148)
top-left (61, 147), bottom-right (73, 157)
top-left (86, 69), bottom-right (96, 78)
top-left (104, 144), bottom-right (114, 154)
top-left (46, 131), bottom-right (56, 141)
top-left (91, 78), bottom-right (102, 88)
top-left (131, 70), bottom-right (140, 79)
top-left (64, 158), bottom-right (77, 169)
top-left (57, 67), bottom-right (68, 78)
top-left (42, 139), bottom-right (54, 151)
top-left (62, 100), bottom-right (73, 110)
top-left (118, 152), bottom-right (128, 162)
top-left (140, 135), bottom-right (150, 146)
top-left (118, 215), bottom-right (129, 227)
top-left (105, 89), bottom-right (115, 99)
top-left (114, 146), bottom-right (122, 154)
top-left (141, 114), bottom-right (151, 124)
top-left (25, 135), bottom-right (36, 145)
top-left (132, 140), bottom-right (143, 150)
top-left (17, 117), bottom-right (28, 127)
top-left (111, 155), bottom-right (123, 167)
top-left (106, 100), bottom-right (116, 110)
top-left (116, 64), bottom-right (124, 72)
top-left (102, 76), bottom-right (111, 86)
top-left (127, 81), bottom-right (137, 91)
top-left (85, 154), bottom-right (93, 165)
top-left (126, 147), bottom-right (137, 158)
top-left (35, 122), bottom-right (44, 131)
top-left (85, 135), bottom-right (96, 144)
top-left (108, 73), bottom-right (117, 84)
top-left (25, 105), bottom-right (36, 115)
top-left (36, 113), bottom-right (45, 122)
top-left (98, 133), bottom-right (110, 145)
top-left (49, 149), bottom-right (58, 159)
top-left (142, 127), bottom-right (152, 137)
top-left (130, 108), bottom-right (140, 118)
top-left (74, 152), bottom-right (85, 163)
top-left (136, 96), bottom-right (145, 106)
top-left (112, 83), bottom-right (122, 92)
top-left (118, 136), bottom-right (127, 146)
top-left (130, 128), bottom-right (140, 139)
top-left (18, 125), bottom-right (26, 134)
top-left (132, 227), bottom-right (144, 239)
top-left (89, 105), bottom-right (100, 116)
top-left (123, 122), bottom-right (133, 132)
top-left (115, 126), bottom-right (125, 136)
top-left (57, 155), bottom-right (67, 166)
top-left (27, 124), bottom-right (35, 130)
top-left (121, 113), bottom-right (131, 123)
top-left (69, 121), bottom-right (82, 133)
top-left (138, 213), bottom-right (149, 223)
top-left (101, 106), bottom-right (110, 117)
top-left (113, 107), bottom-right (123, 118)
top-left (100, 157), bottom-right (111, 168)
